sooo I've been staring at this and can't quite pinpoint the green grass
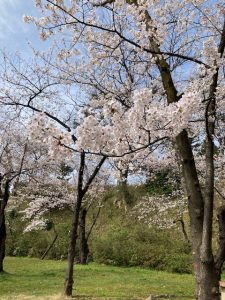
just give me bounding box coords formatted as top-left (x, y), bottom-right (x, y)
top-left (0, 257), bottom-right (195, 299)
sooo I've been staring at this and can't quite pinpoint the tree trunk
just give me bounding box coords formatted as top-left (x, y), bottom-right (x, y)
top-left (64, 154), bottom-right (106, 297)
top-left (197, 263), bottom-right (219, 300)
top-left (0, 179), bottom-right (10, 273)
top-left (155, 53), bottom-right (220, 298)
top-left (146, 20), bottom-right (220, 298)
top-left (196, 19), bottom-right (225, 300)
top-left (64, 190), bottom-right (83, 296)
top-left (175, 131), bottom-right (217, 300)
top-left (215, 206), bottom-right (225, 278)
top-left (138, 7), bottom-right (225, 297)
top-left (137, 9), bottom-right (210, 293)
top-left (193, 206), bottom-right (225, 300)
top-left (0, 214), bottom-right (6, 272)
top-left (64, 153), bottom-right (85, 297)
top-left (79, 208), bottom-right (89, 264)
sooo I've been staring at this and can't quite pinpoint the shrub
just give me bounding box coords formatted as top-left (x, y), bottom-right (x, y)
top-left (91, 222), bottom-right (192, 273)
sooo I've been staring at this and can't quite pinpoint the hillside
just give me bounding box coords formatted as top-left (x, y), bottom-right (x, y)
top-left (5, 183), bottom-right (192, 274)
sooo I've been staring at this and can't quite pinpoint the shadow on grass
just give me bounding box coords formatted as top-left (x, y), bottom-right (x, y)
top-left (0, 271), bottom-right (12, 276)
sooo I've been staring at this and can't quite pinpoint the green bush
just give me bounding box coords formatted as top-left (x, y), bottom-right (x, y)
top-left (91, 222), bottom-right (192, 273)
top-left (164, 253), bottom-right (192, 273)
top-left (5, 188), bottom-right (192, 274)
top-left (46, 224), bottom-right (71, 260)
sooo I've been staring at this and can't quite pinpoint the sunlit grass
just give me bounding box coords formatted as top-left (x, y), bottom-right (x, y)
top-left (0, 257), bottom-right (195, 299)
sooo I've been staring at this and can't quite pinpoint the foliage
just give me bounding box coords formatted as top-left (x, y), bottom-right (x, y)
top-left (6, 209), bottom-right (72, 260)
top-left (5, 187), bottom-right (191, 273)
top-left (91, 222), bottom-right (192, 274)
top-left (145, 170), bottom-right (180, 196)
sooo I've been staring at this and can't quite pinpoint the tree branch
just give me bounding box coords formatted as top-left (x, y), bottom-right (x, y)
top-left (82, 156), bottom-right (106, 195)
top-left (46, 0), bottom-right (210, 68)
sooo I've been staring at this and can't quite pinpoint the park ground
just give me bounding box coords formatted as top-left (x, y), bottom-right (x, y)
top-left (0, 257), bottom-right (196, 300)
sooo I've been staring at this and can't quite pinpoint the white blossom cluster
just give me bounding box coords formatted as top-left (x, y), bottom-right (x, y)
top-left (22, 0), bottom-right (225, 156)
top-left (28, 112), bottom-right (74, 162)
top-left (131, 193), bottom-right (187, 229)
top-left (74, 88), bottom-right (202, 155)
top-left (20, 182), bottom-right (74, 232)
top-left (1, 0), bottom-right (224, 235)
top-left (24, 218), bottom-right (48, 233)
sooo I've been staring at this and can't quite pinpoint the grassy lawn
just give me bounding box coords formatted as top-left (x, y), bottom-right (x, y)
top-left (0, 257), bottom-right (195, 299)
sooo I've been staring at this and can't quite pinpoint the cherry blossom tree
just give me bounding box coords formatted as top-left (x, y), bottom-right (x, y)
top-left (0, 119), bottom-right (28, 272)
top-left (0, 52), bottom-right (108, 294)
top-left (22, 1), bottom-right (225, 299)
top-left (18, 176), bottom-right (74, 260)
top-left (131, 192), bottom-right (190, 241)
top-left (0, 118), bottom-right (53, 272)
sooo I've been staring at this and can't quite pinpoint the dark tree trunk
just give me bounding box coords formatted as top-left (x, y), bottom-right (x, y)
top-left (64, 154), bottom-right (106, 297)
top-left (140, 10), bottom-right (211, 292)
top-left (195, 19), bottom-right (225, 300)
top-left (0, 214), bottom-right (6, 272)
top-left (79, 208), bottom-right (89, 264)
top-left (64, 191), bottom-right (83, 296)
top-left (175, 131), bottom-right (218, 300)
top-left (215, 206), bottom-right (225, 278)
top-left (0, 179), bottom-right (10, 273)
top-left (137, 8), bottom-right (225, 298)
top-left (64, 152), bottom-right (85, 297)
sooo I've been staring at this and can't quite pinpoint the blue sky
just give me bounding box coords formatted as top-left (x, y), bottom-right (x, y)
top-left (0, 0), bottom-right (46, 57)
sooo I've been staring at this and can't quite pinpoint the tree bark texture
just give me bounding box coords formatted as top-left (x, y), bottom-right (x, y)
top-left (79, 208), bottom-right (89, 264)
top-left (0, 179), bottom-right (10, 273)
top-left (139, 7), bottom-right (225, 298)
top-left (64, 152), bottom-right (85, 297)
top-left (215, 206), bottom-right (225, 278)
top-left (64, 154), bottom-right (106, 297)
top-left (0, 214), bottom-right (6, 272)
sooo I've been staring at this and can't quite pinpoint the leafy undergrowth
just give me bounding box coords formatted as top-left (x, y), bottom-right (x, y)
top-left (0, 257), bottom-right (195, 299)
top-left (6, 183), bottom-right (193, 275)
